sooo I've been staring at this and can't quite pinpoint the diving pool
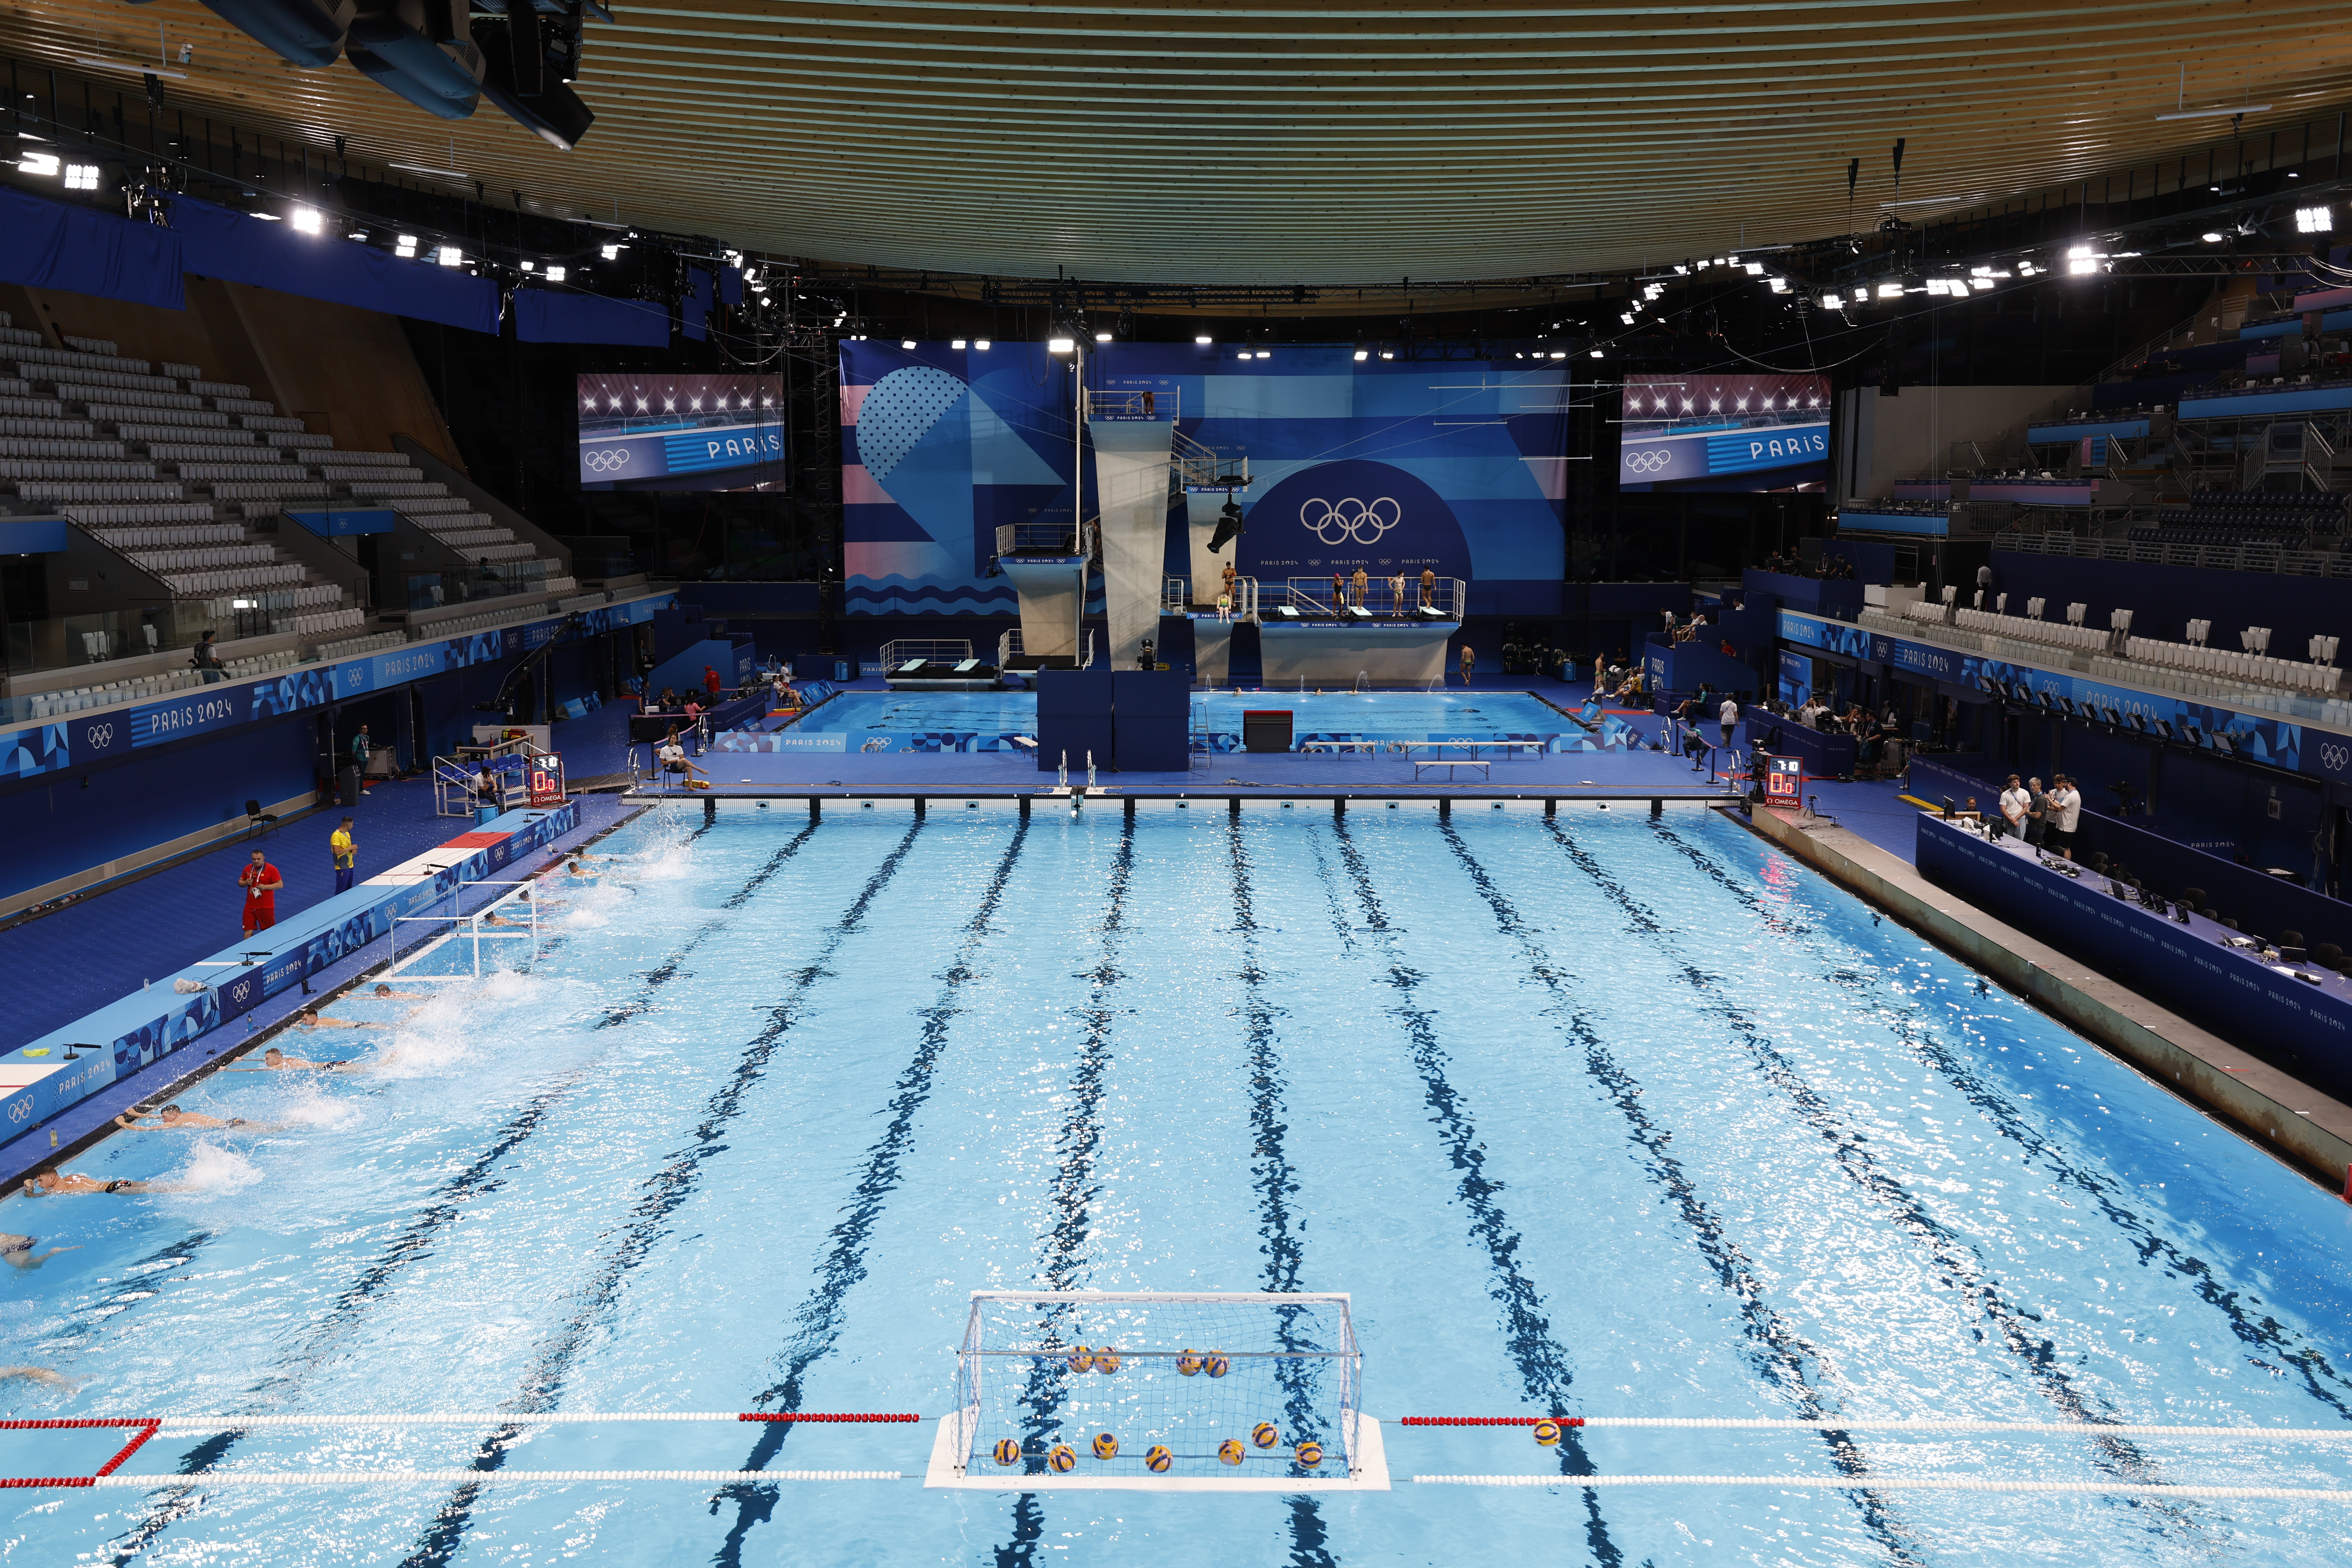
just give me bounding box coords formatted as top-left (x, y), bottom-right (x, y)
top-left (784, 688), bottom-right (1581, 752)
top-left (4, 804), bottom-right (2349, 1565)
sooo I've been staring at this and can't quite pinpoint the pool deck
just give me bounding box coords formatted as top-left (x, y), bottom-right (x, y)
top-left (1746, 801), bottom-right (2352, 1194)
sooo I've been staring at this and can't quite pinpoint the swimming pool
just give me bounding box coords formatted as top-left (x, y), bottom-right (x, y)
top-left (760, 689), bottom-right (1584, 753)
top-left (6, 804), bottom-right (2350, 1565)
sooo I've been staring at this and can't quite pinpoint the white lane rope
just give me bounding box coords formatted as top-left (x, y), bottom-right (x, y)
top-left (93, 1470), bottom-right (899, 1486)
top-left (1559, 1417), bottom-right (2352, 1440)
top-left (1413, 1475), bottom-right (2352, 1500)
top-left (152, 1412), bottom-right (846, 1431)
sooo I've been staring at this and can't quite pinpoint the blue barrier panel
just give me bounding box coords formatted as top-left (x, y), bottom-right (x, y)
top-left (513, 287), bottom-right (670, 347)
top-left (286, 507), bottom-right (394, 537)
top-left (171, 194), bottom-right (499, 334)
top-left (0, 517), bottom-right (69, 554)
top-left (0, 188), bottom-right (183, 309)
top-left (1916, 814), bottom-right (2352, 1093)
top-left (0, 801), bottom-right (579, 1147)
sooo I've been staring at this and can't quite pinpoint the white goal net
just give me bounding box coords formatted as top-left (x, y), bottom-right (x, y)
top-left (943, 1292), bottom-right (1364, 1489)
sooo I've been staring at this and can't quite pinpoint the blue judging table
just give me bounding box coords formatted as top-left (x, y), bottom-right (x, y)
top-left (1916, 814), bottom-right (2352, 1092)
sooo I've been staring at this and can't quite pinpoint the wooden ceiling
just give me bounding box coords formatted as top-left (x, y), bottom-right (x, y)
top-left (8, 2), bottom-right (2352, 284)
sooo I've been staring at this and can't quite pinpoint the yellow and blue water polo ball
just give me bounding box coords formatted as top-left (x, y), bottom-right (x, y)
top-left (1144, 1445), bottom-right (1173, 1473)
top-left (1218, 1439), bottom-right (1246, 1466)
top-left (1294, 1439), bottom-right (1323, 1467)
top-left (1176, 1349), bottom-right (1203, 1376)
top-left (992, 1438), bottom-right (1021, 1466)
top-left (1048, 1444), bottom-right (1078, 1473)
top-left (1252, 1422), bottom-right (1279, 1449)
top-left (1095, 1349), bottom-right (1122, 1374)
top-left (1203, 1352), bottom-right (1231, 1378)
top-left (1091, 1431), bottom-right (1119, 1460)
top-left (1533, 1419), bottom-right (1563, 1448)
top-left (1067, 1345), bottom-right (1094, 1374)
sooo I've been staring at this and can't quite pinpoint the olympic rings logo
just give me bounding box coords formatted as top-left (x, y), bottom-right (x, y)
top-left (1623, 449), bottom-right (1673, 474)
top-left (582, 449), bottom-right (633, 474)
top-left (1300, 496), bottom-right (1401, 546)
top-left (85, 723), bottom-right (114, 747)
top-left (2322, 742), bottom-right (2350, 773)
top-left (5, 1098), bottom-right (27, 1123)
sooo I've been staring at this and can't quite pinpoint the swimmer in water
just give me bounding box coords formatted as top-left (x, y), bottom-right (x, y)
top-left (114, 1105), bottom-right (282, 1133)
top-left (294, 1008), bottom-right (383, 1030)
top-left (0, 1233), bottom-right (78, 1270)
top-left (0, 1367), bottom-right (74, 1389)
top-left (260, 1047), bottom-right (353, 1072)
top-left (370, 983), bottom-right (426, 1000)
top-left (22, 1167), bottom-right (190, 1196)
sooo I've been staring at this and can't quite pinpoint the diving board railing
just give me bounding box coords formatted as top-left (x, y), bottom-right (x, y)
top-left (998, 626), bottom-right (1096, 671)
top-left (1278, 575), bottom-right (1463, 620)
top-left (880, 639), bottom-right (976, 671)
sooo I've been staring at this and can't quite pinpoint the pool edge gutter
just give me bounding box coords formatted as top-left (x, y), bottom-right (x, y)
top-left (1731, 802), bottom-right (2352, 1196)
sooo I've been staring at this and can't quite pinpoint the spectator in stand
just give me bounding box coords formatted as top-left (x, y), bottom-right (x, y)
top-left (330, 815), bottom-right (357, 894)
top-left (2047, 774), bottom-right (2083, 859)
top-left (239, 849), bottom-right (282, 935)
top-left (1998, 774), bottom-right (2029, 839)
top-left (190, 630), bottom-right (224, 684)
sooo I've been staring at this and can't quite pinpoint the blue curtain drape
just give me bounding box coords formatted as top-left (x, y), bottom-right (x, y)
top-left (0, 189), bottom-right (185, 309)
top-left (171, 194), bottom-right (500, 334)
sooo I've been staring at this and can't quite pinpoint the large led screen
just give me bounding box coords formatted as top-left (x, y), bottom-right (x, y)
top-left (576, 373), bottom-right (784, 492)
top-left (1617, 372), bottom-right (1829, 492)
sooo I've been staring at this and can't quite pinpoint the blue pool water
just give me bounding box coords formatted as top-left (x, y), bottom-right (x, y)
top-left (773, 689), bottom-right (1583, 753)
top-left (5, 805), bottom-right (2350, 1565)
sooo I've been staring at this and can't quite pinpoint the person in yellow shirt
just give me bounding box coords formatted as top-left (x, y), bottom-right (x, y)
top-left (330, 815), bottom-right (357, 893)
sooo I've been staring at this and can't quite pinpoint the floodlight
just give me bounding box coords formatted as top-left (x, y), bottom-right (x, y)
top-left (901, 339), bottom-right (917, 349)
top-left (544, 265), bottom-right (565, 281)
top-left (1195, 335), bottom-right (1212, 345)
top-left (1047, 336), bottom-right (1076, 353)
top-left (1094, 331), bottom-right (1112, 343)
top-left (951, 338), bottom-right (967, 348)
top-left (2296, 205), bottom-right (2332, 233)
top-left (1352, 348), bottom-right (1368, 361)
top-left (601, 243), bottom-right (621, 259)
top-left (65, 163), bottom-right (100, 191)
top-left (437, 246), bottom-right (463, 267)
top-left (290, 206), bottom-right (321, 233)
top-left (16, 151), bottom-right (58, 176)
top-left (974, 339), bottom-right (991, 349)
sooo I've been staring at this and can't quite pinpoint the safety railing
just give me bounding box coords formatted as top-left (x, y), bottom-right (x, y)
top-left (1084, 387), bottom-right (1179, 421)
top-left (994, 521), bottom-right (1089, 557)
top-left (1279, 575), bottom-right (1463, 620)
top-left (1995, 529), bottom-right (2352, 580)
top-left (1172, 425), bottom-right (1249, 489)
top-left (1162, 576), bottom-right (1189, 613)
top-left (880, 639), bottom-right (975, 670)
top-left (997, 626), bottom-right (1094, 670)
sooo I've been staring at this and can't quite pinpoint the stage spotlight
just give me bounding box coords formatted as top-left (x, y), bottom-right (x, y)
top-left (1048, 336), bottom-right (1076, 352)
top-left (1194, 334), bottom-right (1213, 345)
top-left (544, 265), bottom-right (565, 281)
top-left (2296, 205), bottom-right (2333, 232)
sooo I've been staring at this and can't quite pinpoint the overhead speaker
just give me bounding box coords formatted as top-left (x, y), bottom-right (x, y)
top-left (475, 17), bottom-right (596, 150)
top-left (193, 0), bottom-right (356, 68)
top-left (349, 0), bottom-right (484, 117)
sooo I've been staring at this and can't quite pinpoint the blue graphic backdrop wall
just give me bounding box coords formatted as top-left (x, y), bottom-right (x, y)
top-left (839, 343), bottom-right (1570, 617)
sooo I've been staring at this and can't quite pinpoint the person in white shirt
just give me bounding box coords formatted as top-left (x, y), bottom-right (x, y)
top-left (656, 733), bottom-right (708, 790)
top-left (1718, 695), bottom-right (1740, 749)
top-left (1998, 774), bottom-right (2031, 840)
top-left (2045, 773), bottom-right (2083, 858)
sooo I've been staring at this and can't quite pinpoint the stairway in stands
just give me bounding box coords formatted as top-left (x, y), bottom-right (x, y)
top-left (0, 313), bottom-right (570, 653)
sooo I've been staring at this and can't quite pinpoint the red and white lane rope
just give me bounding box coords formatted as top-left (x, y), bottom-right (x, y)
top-left (1412, 1475), bottom-right (2352, 1500)
top-left (1400, 1416), bottom-right (2352, 1440)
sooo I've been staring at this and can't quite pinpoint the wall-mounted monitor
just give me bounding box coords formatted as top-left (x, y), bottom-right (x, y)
top-left (576, 372), bottom-right (785, 492)
top-left (1616, 372), bottom-right (1829, 493)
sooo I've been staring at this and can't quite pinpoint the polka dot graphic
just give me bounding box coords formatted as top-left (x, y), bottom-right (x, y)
top-left (853, 366), bottom-right (968, 483)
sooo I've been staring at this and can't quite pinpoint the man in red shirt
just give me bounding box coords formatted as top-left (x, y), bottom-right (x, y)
top-left (239, 849), bottom-right (283, 935)
top-left (703, 664), bottom-right (722, 697)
